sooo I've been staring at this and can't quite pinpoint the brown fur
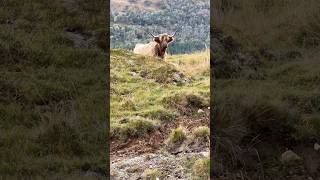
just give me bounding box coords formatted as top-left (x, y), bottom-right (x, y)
top-left (133, 33), bottom-right (174, 60)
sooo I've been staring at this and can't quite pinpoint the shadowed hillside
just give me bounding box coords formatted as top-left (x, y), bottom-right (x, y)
top-left (212, 0), bottom-right (320, 179)
top-left (0, 0), bottom-right (107, 178)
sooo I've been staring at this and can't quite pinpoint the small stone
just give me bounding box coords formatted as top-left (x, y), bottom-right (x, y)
top-left (314, 143), bottom-right (320, 151)
top-left (173, 73), bottom-right (182, 82)
top-left (129, 71), bottom-right (138, 77)
top-left (280, 150), bottom-right (302, 163)
top-left (197, 109), bottom-right (204, 114)
top-left (201, 151), bottom-right (209, 157)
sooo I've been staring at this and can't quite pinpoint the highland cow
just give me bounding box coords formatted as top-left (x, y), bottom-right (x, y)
top-left (133, 32), bottom-right (176, 60)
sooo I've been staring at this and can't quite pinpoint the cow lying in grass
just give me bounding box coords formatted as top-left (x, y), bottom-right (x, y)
top-left (133, 32), bottom-right (176, 60)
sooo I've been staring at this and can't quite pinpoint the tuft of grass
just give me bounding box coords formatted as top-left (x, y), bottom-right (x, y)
top-left (163, 92), bottom-right (209, 112)
top-left (166, 126), bottom-right (187, 145)
top-left (192, 126), bottom-right (210, 140)
top-left (142, 168), bottom-right (166, 180)
top-left (111, 117), bottom-right (159, 141)
top-left (192, 157), bottom-right (210, 179)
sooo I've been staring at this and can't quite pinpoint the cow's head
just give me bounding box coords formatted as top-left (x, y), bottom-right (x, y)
top-left (148, 31), bottom-right (176, 54)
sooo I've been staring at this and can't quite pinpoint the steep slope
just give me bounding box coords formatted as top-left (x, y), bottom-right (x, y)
top-left (110, 49), bottom-right (210, 179)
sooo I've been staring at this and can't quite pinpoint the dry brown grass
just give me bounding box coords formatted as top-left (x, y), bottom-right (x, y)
top-left (166, 50), bottom-right (210, 77)
top-left (213, 0), bottom-right (320, 49)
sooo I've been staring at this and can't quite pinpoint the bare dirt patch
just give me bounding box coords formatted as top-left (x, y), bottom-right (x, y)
top-left (110, 109), bottom-right (209, 162)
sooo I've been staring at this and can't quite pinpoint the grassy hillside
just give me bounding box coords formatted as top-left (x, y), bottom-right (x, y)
top-left (110, 49), bottom-right (209, 140)
top-left (0, 0), bottom-right (107, 178)
top-left (212, 0), bottom-right (320, 179)
top-left (110, 49), bottom-right (210, 179)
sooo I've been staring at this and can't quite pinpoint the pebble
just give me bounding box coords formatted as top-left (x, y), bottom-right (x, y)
top-left (314, 143), bottom-right (320, 151)
top-left (129, 71), bottom-right (138, 77)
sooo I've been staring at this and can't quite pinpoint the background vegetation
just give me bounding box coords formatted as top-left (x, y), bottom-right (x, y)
top-left (110, 0), bottom-right (210, 54)
top-left (212, 0), bottom-right (320, 178)
top-left (0, 0), bottom-right (107, 178)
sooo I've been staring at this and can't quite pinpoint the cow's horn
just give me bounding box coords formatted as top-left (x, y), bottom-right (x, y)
top-left (147, 31), bottom-right (157, 38)
top-left (171, 30), bottom-right (178, 37)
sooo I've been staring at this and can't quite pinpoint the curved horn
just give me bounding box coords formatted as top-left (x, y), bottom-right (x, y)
top-left (171, 29), bottom-right (178, 37)
top-left (147, 31), bottom-right (156, 38)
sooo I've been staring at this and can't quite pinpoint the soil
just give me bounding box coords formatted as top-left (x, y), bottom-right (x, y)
top-left (110, 109), bottom-right (210, 179)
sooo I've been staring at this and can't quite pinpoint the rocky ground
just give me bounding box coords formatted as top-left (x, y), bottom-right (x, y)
top-left (110, 110), bottom-right (210, 180)
top-left (111, 151), bottom-right (209, 180)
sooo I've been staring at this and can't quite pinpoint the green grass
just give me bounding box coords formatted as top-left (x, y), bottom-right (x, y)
top-left (110, 49), bottom-right (209, 140)
top-left (166, 126), bottom-right (187, 145)
top-left (0, 0), bottom-right (107, 177)
top-left (192, 126), bottom-right (210, 140)
top-left (111, 116), bottom-right (160, 141)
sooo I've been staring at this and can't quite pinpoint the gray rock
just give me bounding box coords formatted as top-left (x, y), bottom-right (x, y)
top-left (314, 143), bottom-right (320, 151)
top-left (281, 150), bottom-right (302, 163)
top-left (129, 71), bottom-right (138, 77)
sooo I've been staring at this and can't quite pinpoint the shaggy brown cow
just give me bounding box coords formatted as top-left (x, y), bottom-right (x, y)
top-left (133, 32), bottom-right (176, 60)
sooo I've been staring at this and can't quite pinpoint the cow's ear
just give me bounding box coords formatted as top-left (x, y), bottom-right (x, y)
top-left (153, 37), bottom-right (160, 43)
